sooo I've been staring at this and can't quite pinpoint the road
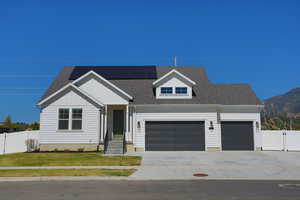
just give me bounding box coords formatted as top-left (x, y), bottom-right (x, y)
top-left (1, 180), bottom-right (300, 200)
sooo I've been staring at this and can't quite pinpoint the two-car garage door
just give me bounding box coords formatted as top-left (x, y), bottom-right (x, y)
top-left (145, 121), bottom-right (254, 151)
top-left (145, 121), bottom-right (205, 151)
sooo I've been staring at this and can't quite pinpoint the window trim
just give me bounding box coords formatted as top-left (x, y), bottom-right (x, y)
top-left (71, 108), bottom-right (83, 130)
top-left (160, 87), bottom-right (173, 95)
top-left (58, 108), bottom-right (70, 130)
top-left (175, 87), bottom-right (188, 95)
top-left (57, 108), bottom-right (83, 131)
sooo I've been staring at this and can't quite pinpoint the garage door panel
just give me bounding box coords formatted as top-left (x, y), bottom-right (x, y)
top-left (221, 122), bottom-right (254, 151)
top-left (145, 121), bottom-right (205, 151)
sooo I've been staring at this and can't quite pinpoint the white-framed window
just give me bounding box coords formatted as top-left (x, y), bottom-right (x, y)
top-left (58, 108), bottom-right (69, 130)
top-left (58, 108), bottom-right (82, 131)
top-left (72, 108), bottom-right (82, 130)
top-left (161, 87), bottom-right (173, 94)
top-left (175, 87), bottom-right (188, 94)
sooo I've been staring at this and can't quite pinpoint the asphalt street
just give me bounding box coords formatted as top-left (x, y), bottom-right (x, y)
top-left (1, 180), bottom-right (300, 200)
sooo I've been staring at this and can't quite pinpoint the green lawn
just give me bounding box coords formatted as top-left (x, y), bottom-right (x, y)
top-left (0, 153), bottom-right (141, 167)
top-left (0, 169), bottom-right (136, 177)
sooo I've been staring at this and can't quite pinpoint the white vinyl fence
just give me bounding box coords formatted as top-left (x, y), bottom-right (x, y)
top-left (0, 131), bottom-right (39, 155)
top-left (261, 130), bottom-right (300, 151)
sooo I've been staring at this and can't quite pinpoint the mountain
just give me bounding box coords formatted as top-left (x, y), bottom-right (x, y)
top-left (263, 88), bottom-right (300, 118)
top-left (262, 88), bottom-right (300, 130)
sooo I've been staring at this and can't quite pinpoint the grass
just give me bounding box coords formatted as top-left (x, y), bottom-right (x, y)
top-left (0, 169), bottom-right (136, 177)
top-left (0, 153), bottom-right (141, 167)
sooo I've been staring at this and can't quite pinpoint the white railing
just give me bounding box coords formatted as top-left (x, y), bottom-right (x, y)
top-left (0, 131), bottom-right (39, 155)
top-left (261, 130), bottom-right (300, 151)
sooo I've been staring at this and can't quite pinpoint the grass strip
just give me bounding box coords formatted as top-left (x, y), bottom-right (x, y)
top-left (0, 169), bottom-right (136, 177)
top-left (0, 153), bottom-right (141, 167)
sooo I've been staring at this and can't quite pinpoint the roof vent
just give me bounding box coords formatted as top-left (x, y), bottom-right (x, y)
top-left (173, 56), bottom-right (177, 67)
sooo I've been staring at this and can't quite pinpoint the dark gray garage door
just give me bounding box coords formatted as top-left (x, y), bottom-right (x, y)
top-left (221, 121), bottom-right (254, 151)
top-left (145, 121), bottom-right (205, 151)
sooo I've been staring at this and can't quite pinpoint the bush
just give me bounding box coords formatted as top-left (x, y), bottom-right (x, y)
top-left (25, 139), bottom-right (38, 152)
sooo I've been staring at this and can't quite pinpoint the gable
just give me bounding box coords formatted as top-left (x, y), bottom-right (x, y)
top-left (41, 87), bottom-right (100, 108)
top-left (76, 75), bottom-right (129, 105)
top-left (37, 83), bottom-right (104, 107)
top-left (159, 76), bottom-right (190, 88)
top-left (153, 69), bottom-right (196, 87)
top-left (155, 76), bottom-right (193, 99)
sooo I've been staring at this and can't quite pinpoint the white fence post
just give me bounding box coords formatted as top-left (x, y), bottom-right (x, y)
top-left (283, 131), bottom-right (287, 152)
top-left (3, 132), bottom-right (7, 154)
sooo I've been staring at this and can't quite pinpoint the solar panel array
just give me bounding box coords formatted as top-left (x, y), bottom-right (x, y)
top-left (69, 66), bottom-right (157, 80)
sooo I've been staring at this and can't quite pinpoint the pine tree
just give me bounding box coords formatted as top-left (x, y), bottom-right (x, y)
top-left (4, 115), bottom-right (12, 127)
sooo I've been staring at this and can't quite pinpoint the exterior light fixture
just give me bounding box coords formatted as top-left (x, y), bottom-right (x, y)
top-left (137, 121), bottom-right (141, 129)
top-left (209, 121), bottom-right (214, 130)
top-left (256, 121), bottom-right (260, 130)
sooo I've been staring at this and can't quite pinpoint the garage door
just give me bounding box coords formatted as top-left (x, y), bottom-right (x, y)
top-left (145, 121), bottom-right (205, 151)
top-left (221, 121), bottom-right (254, 151)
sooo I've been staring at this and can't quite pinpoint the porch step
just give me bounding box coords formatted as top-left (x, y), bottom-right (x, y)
top-left (105, 139), bottom-right (124, 154)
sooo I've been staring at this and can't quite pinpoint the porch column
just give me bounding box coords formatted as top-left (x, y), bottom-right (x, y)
top-left (125, 105), bottom-right (129, 141)
top-left (100, 109), bottom-right (104, 142)
top-left (125, 105), bottom-right (135, 153)
top-left (129, 107), bottom-right (133, 142)
top-left (104, 105), bottom-right (107, 139)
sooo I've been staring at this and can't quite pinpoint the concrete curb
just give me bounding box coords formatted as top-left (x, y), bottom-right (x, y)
top-left (2, 176), bottom-right (300, 182)
top-left (0, 176), bottom-right (130, 182)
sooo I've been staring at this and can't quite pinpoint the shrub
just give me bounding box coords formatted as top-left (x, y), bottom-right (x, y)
top-left (25, 139), bottom-right (38, 152)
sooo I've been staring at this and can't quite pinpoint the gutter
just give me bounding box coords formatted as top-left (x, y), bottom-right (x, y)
top-left (131, 104), bottom-right (264, 109)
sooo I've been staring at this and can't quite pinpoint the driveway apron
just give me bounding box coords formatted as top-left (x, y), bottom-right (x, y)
top-left (129, 151), bottom-right (300, 180)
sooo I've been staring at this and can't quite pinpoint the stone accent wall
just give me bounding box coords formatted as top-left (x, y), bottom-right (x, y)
top-left (125, 144), bottom-right (135, 153)
top-left (40, 144), bottom-right (98, 152)
top-left (206, 147), bottom-right (221, 151)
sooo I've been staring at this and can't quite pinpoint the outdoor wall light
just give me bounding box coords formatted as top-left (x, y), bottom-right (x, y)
top-left (256, 121), bottom-right (260, 130)
top-left (137, 121), bottom-right (141, 129)
top-left (209, 121), bottom-right (214, 130)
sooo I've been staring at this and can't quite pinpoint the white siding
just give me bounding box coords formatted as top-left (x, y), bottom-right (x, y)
top-left (156, 76), bottom-right (192, 99)
top-left (78, 78), bottom-right (128, 105)
top-left (40, 90), bottom-right (100, 144)
top-left (133, 106), bottom-right (218, 150)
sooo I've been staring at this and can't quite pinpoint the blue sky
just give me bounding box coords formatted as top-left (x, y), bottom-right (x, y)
top-left (0, 0), bottom-right (299, 123)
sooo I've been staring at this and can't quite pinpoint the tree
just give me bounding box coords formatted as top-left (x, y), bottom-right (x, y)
top-left (30, 122), bottom-right (40, 130)
top-left (4, 115), bottom-right (12, 127)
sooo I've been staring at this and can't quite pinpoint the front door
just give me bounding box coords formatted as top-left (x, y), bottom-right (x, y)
top-left (113, 110), bottom-right (124, 139)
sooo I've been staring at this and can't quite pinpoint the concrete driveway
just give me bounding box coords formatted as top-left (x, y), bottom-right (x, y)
top-left (129, 151), bottom-right (300, 180)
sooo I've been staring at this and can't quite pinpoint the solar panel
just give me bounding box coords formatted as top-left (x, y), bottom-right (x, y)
top-left (69, 66), bottom-right (157, 80)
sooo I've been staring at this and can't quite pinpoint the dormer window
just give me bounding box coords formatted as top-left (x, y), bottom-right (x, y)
top-left (175, 87), bottom-right (187, 94)
top-left (153, 69), bottom-right (195, 99)
top-left (161, 87), bottom-right (173, 94)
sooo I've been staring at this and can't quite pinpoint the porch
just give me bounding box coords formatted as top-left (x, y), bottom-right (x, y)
top-left (99, 105), bottom-right (134, 154)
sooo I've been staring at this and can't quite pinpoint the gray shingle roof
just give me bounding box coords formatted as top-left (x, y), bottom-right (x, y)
top-left (40, 66), bottom-right (262, 105)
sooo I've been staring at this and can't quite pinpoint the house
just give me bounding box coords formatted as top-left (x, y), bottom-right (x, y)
top-left (37, 66), bottom-right (263, 153)
top-left (0, 126), bottom-right (15, 133)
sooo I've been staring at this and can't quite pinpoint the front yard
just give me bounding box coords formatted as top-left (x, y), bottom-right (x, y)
top-left (0, 153), bottom-right (141, 167)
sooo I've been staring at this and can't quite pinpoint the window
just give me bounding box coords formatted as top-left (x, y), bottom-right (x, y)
top-left (161, 87), bottom-right (173, 94)
top-left (175, 87), bottom-right (188, 94)
top-left (58, 109), bottom-right (69, 130)
top-left (58, 108), bottom-right (82, 131)
top-left (72, 109), bottom-right (82, 130)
